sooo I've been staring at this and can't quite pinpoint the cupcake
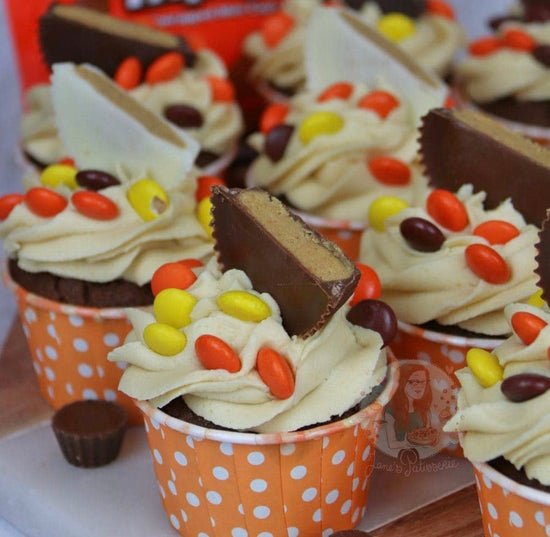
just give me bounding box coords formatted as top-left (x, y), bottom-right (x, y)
top-left (443, 214), bottom-right (550, 536)
top-left (1, 63), bottom-right (215, 424)
top-left (245, 80), bottom-right (428, 259)
top-left (358, 107), bottom-right (545, 455)
top-left (242, 5), bottom-right (450, 260)
top-left (453, 0), bottom-right (550, 143)
top-left (242, 0), bottom-right (462, 101)
top-left (108, 186), bottom-right (399, 535)
top-left (21, 3), bottom-right (243, 175)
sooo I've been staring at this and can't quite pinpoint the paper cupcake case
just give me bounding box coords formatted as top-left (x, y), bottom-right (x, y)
top-left (388, 321), bottom-right (503, 458)
top-left (473, 461), bottom-right (550, 537)
top-left (2, 264), bottom-right (143, 425)
top-left (136, 354), bottom-right (399, 537)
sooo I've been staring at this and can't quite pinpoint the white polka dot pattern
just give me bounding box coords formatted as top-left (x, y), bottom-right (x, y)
top-left (12, 294), bottom-right (141, 424)
top-left (140, 399), bottom-right (384, 537)
top-left (474, 464), bottom-right (550, 537)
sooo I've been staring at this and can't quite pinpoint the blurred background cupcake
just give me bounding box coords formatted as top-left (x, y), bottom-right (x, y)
top-left (242, 0), bottom-right (464, 105)
top-left (358, 107), bottom-right (545, 455)
top-left (21, 4), bottom-right (244, 177)
top-left (1, 63), bottom-right (215, 424)
top-left (453, 0), bottom-right (550, 144)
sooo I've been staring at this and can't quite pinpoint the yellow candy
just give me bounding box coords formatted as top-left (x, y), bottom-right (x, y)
top-left (368, 196), bottom-right (409, 231)
top-left (197, 197), bottom-right (214, 238)
top-left (527, 289), bottom-right (545, 309)
top-left (153, 288), bottom-right (197, 328)
top-left (143, 322), bottom-right (187, 356)
top-left (377, 13), bottom-right (416, 42)
top-left (298, 111), bottom-right (344, 145)
top-left (466, 348), bottom-right (503, 388)
top-left (217, 291), bottom-right (271, 322)
top-left (40, 164), bottom-right (78, 190)
top-left (127, 178), bottom-right (169, 221)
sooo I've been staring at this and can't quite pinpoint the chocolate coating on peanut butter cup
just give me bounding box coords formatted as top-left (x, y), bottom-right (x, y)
top-left (419, 108), bottom-right (550, 225)
top-left (535, 210), bottom-right (550, 304)
top-left (39, 3), bottom-right (196, 75)
top-left (211, 187), bottom-right (360, 337)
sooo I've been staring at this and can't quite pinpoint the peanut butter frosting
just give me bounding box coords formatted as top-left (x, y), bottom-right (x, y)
top-left (109, 258), bottom-right (388, 433)
top-left (445, 303), bottom-right (550, 486)
top-left (246, 81), bottom-right (428, 222)
top-left (359, 185), bottom-right (540, 335)
top-left (21, 50), bottom-right (243, 168)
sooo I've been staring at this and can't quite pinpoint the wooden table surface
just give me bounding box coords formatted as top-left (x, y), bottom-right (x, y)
top-left (0, 317), bottom-right (486, 537)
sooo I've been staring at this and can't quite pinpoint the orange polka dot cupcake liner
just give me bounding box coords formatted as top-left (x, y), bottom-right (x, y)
top-left (473, 461), bottom-right (550, 537)
top-left (389, 321), bottom-right (503, 458)
top-left (2, 264), bottom-right (142, 425)
top-left (135, 354), bottom-right (399, 537)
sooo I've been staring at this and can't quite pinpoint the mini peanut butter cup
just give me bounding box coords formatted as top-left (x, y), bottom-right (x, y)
top-left (52, 400), bottom-right (128, 468)
top-left (39, 3), bottom-right (196, 75)
top-left (419, 107), bottom-right (550, 225)
top-left (210, 187), bottom-right (360, 337)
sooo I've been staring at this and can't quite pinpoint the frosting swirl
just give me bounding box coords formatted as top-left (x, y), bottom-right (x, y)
top-left (0, 169), bottom-right (212, 285)
top-left (247, 81), bottom-right (427, 222)
top-left (444, 303), bottom-right (550, 486)
top-left (109, 258), bottom-right (388, 433)
top-left (243, 0), bottom-right (464, 94)
top-left (21, 51), bottom-right (243, 167)
top-left (358, 185), bottom-right (539, 335)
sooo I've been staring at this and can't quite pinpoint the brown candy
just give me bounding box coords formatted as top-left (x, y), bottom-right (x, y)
top-left (346, 299), bottom-right (397, 347)
top-left (501, 373), bottom-right (550, 402)
top-left (39, 3), bottom-right (196, 76)
top-left (419, 108), bottom-right (550, 226)
top-left (164, 104), bottom-right (204, 129)
top-left (400, 217), bottom-right (445, 252)
top-left (265, 124), bottom-right (294, 162)
top-left (76, 169), bottom-right (120, 190)
top-left (211, 187), bottom-right (360, 337)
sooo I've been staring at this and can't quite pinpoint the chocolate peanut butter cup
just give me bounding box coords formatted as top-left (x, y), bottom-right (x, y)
top-left (211, 187), bottom-right (360, 337)
top-left (419, 107), bottom-right (550, 225)
top-left (52, 400), bottom-right (128, 468)
top-left (39, 3), bottom-right (196, 75)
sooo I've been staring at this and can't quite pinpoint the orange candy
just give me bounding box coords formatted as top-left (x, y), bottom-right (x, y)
top-left (178, 258), bottom-right (204, 270)
top-left (426, 189), bottom-right (468, 231)
top-left (256, 347), bottom-right (295, 399)
top-left (501, 28), bottom-right (536, 52)
top-left (367, 156), bottom-right (411, 186)
top-left (0, 193), bottom-right (25, 220)
top-left (260, 103), bottom-right (290, 134)
top-left (195, 334), bottom-right (241, 373)
top-left (473, 220), bottom-right (520, 245)
top-left (358, 90), bottom-right (399, 119)
top-left (151, 262), bottom-right (197, 296)
top-left (511, 311), bottom-right (547, 345)
top-left (58, 157), bottom-right (75, 167)
top-left (206, 76), bottom-right (235, 102)
top-left (145, 52), bottom-right (185, 85)
top-left (350, 263), bottom-right (381, 306)
top-left (261, 12), bottom-right (295, 48)
top-left (469, 36), bottom-right (502, 56)
top-left (465, 244), bottom-right (511, 284)
top-left (195, 175), bottom-right (226, 203)
top-left (317, 82), bottom-right (354, 102)
top-left (114, 57), bottom-right (142, 90)
top-left (444, 93), bottom-right (456, 109)
top-left (426, 0), bottom-right (455, 19)
top-left (25, 187), bottom-right (67, 218)
top-left (71, 190), bottom-right (119, 220)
